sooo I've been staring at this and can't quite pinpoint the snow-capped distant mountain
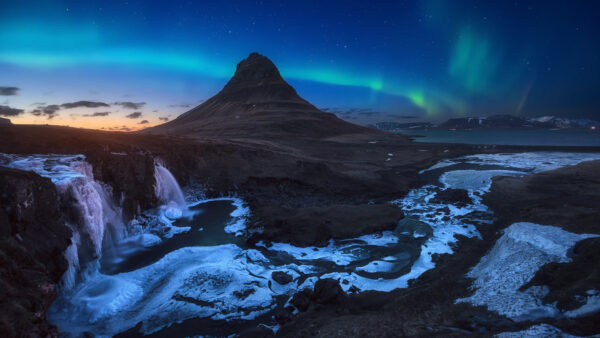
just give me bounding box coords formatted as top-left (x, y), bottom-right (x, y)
top-left (528, 116), bottom-right (599, 129)
top-left (372, 114), bottom-right (599, 131)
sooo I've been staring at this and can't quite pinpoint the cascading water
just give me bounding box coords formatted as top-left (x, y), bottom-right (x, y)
top-left (154, 160), bottom-right (187, 219)
top-left (1, 154), bottom-right (126, 289)
top-left (3, 151), bottom-right (600, 336)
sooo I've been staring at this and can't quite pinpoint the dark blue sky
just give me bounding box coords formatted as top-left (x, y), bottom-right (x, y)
top-left (1, 0), bottom-right (599, 129)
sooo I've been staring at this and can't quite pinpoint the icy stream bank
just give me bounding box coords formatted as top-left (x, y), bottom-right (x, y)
top-left (2, 151), bottom-right (599, 336)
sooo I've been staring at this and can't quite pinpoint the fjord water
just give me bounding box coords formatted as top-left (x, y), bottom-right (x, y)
top-left (3, 151), bottom-right (600, 336)
top-left (406, 129), bottom-right (600, 146)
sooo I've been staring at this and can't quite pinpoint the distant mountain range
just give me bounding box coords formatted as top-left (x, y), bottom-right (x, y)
top-left (370, 114), bottom-right (599, 132)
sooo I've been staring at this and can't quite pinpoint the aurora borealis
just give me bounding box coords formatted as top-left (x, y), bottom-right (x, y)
top-left (1, 0), bottom-right (599, 130)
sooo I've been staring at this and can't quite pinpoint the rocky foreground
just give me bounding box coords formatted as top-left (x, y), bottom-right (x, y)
top-left (0, 120), bottom-right (477, 336)
top-left (273, 160), bottom-right (600, 337)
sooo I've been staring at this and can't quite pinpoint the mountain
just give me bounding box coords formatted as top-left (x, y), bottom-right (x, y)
top-left (369, 121), bottom-right (435, 131)
top-left (437, 114), bottom-right (531, 130)
top-left (145, 53), bottom-right (372, 138)
top-left (528, 116), bottom-right (599, 129)
top-left (371, 114), bottom-right (599, 131)
top-left (0, 117), bottom-right (11, 125)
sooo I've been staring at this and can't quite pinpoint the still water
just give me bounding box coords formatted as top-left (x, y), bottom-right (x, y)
top-left (401, 129), bottom-right (600, 146)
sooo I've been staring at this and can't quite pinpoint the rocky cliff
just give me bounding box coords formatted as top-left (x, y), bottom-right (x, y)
top-left (0, 167), bottom-right (71, 337)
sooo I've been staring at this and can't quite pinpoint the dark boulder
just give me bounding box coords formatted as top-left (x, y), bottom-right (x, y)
top-left (430, 188), bottom-right (472, 207)
top-left (290, 288), bottom-right (313, 312)
top-left (272, 271), bottom-right (293, 285)
top-left (312, 278), bottom-right (347, 305)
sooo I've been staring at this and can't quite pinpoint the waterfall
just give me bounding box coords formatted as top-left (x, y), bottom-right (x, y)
top-left (1, 154), bottom-right (125, 290)
top-left (154, 161), bottom-right (187, 218)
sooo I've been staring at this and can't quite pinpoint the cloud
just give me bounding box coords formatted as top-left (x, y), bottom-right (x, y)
top-left (0, 105), bottom-right (24, 116)
top-left (30, 104), bottom-right (61, 119)
top-left (159, 116), bottom-right (169, 121)
top-left (125, 112), bottom-right (142, 119)
top-left (168, 103), bottom-right (191, 108)
top-left (107, 126), bottom-right (132, 132)
top-left (0, 87), bottom-right (19, 96)
top-left (82, 111), bottom-right (111, 117)
top-left (114, 101), bottom-right (145, 109)
top-left (138, 120), bottom-right (149, 124)
top-left (61, 100), bottom-right (110, 109)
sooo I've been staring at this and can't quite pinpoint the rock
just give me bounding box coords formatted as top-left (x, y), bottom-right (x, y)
top-left (312, 278), bottom-right (346, 305)
top-left (290, 288), bottom-right (313, 312)
top-left (0, 167), bottom-right (72, 337)
top-left (430, 188), bottom-right (472, 207)
top-left (272, 271), bottom-right (293, 285)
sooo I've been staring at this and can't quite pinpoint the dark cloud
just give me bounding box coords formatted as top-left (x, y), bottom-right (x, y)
top-left (0, 105), bottom-right (24, 117)
top-left (158, 116), bottom-right (169, 121)
top-left (0, 87), bottom-right (19, 96)
top-left (138, 120), bottom-right (149, 124)
top-left (168, 104), bottom-right (191, 108)
top-left (107, 126), bottom-right (132, 132)
top-left (125, 112), bottom-right (142, 119)
top-left (30, 104), bottom-right (61, 119)
top-left (82, 111), bottom-right (111, 117)
top-left (61, 100), bottom-right (110, 109)
top-left (114, 101), bottom-right (145, 109)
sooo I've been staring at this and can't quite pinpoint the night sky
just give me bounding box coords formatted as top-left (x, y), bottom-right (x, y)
top-left (1, 0), bottom-right (599, 130)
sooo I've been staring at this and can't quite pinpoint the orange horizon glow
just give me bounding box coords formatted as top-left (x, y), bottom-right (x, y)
top-left (7, 108), bottom-right (165, 132)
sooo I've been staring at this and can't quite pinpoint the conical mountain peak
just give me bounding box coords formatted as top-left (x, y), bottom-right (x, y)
top-left (145, 52), bottom-right (371, 138)
top-left (220, 52), bottom-right (288, 93)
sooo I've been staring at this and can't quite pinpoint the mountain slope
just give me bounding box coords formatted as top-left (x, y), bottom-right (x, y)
top-left (145, 52), bottom-right (373, 138)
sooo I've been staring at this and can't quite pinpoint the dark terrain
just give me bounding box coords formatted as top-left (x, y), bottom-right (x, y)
top-left (1, 53), bottom-right (599, 336)
top-left (274, 160), bottom-right (600, 337)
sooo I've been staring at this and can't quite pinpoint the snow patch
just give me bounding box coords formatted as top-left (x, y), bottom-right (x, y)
top-left (457, 222), bottom-right (598, 321)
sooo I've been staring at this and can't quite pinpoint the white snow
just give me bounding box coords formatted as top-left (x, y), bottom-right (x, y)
top-left (267, 240), bottom-right (365, 266)
top-left (459, 152), bottom-right (600, 173)
top-left (440, 169), bottom-right (524, 192)
top-left (496, 324), bottom-right (579, 338)
top-left (565, 293), bottom-right (600, 318)
top-left (48, 244), bottom-right (279, 336)
top-left (356, 260), bottom-right (396, 273)
top-left (457, 222), bottom-right (598, 321)
top-left (5, 151), bottom-right (599, 336)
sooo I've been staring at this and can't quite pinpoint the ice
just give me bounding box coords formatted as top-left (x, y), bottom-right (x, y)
top-left (565, 293), bottom-right (600, 318)
top-left (9, 151), bottom-right (598, 336)
top-left (48, 245), bottom-right (278, 336)
top-left (1, 154), bottom-right (126, 290)
top-left (267, 240), bottom-right (364, 266)
top-left (440, 169), bottom-right (524, 192)
top-left (356, 260), bottom-right (396, 273)
top-left (496, 324), bottom-right (579, 338)
top-left (348, 231), bottom-right (399, 246)
top-left (418, 159), bottom-right (456, 173)
top-left (154, 161), bottom-right (186, 209)
top-left (190, 197), bottom-right (249, 236)
top-left (457, 222), bottom-right (598, 321)
top-left (460, 152), bottom-right (600, 173)
top-left (139, 233), bottom-right (162, 247)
